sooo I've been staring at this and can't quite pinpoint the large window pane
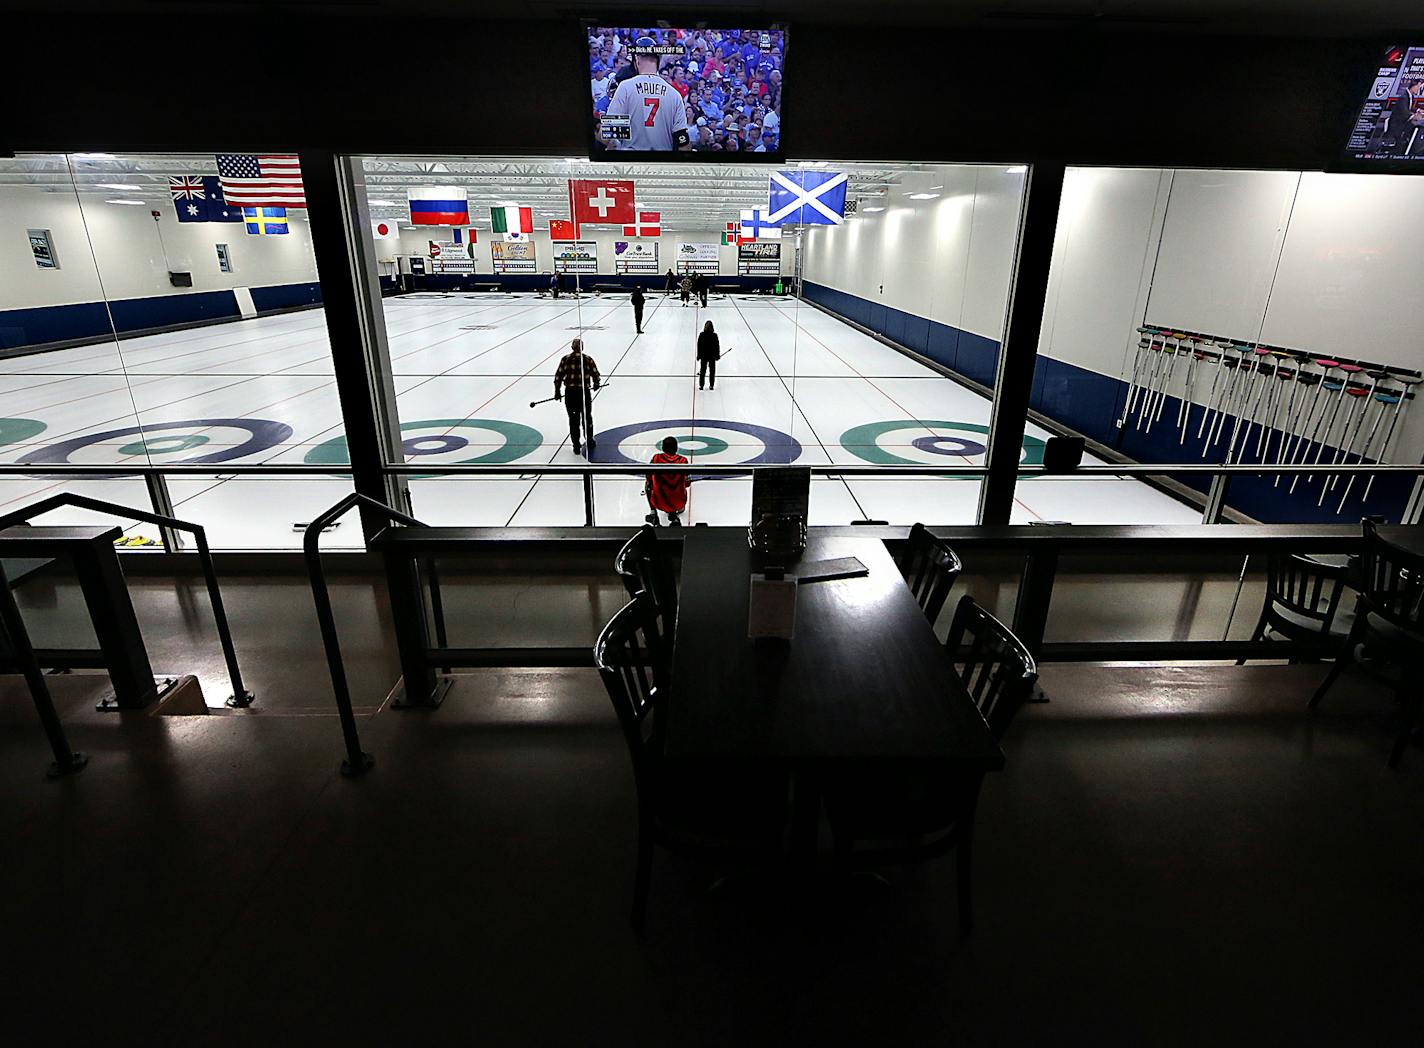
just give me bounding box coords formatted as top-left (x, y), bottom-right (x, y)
top-left (352, 156), bottom-right (1027, 526)
top-left (0, 152), bottom-right (348, 548)
top-left (1032, 167), bottom-right (1424, 524)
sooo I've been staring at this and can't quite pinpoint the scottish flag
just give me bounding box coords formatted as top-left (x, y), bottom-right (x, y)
top-left (767, 169), bottom-right (848, 226)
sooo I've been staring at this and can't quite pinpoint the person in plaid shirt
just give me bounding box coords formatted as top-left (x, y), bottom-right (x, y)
top-left (554, 338), bottom-right (603, 455)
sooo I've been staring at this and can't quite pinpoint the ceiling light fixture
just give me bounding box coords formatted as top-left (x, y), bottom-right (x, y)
top-left (105, 199), bottom-right (146, 205)
top-left (1006, 166), bottom-right (1027, 174)
top-left (907, 192), bottom-right (941, 200)
top-left (863, 206), bottom-right (886, 213)
top-left (367, 199), bottom-right (398, 206)
top-left (97, 183), bottom-right (142, 190)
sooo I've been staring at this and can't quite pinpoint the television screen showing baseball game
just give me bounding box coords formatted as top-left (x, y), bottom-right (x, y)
top-left (1341, 44), bottom-right (1424, 169)
top-left (586, 23), bottom-right (787, 159)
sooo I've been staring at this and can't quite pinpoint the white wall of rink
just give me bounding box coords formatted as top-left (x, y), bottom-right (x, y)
top-left (393, 226), bottom-right (796, 277)
top-left (798, 165), bottom-right (1028, 345)
top-left (0, 186), bottom-right (320, 307)
top-left (1038, 166), bottom-right (1424, 462)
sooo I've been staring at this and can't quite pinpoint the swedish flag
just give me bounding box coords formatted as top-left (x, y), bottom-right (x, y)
top-left (243, 207), bottom-right (288, 236)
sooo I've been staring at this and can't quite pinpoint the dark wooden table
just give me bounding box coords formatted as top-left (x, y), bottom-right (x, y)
top-left (667, 529), bottom-right (1003, 772)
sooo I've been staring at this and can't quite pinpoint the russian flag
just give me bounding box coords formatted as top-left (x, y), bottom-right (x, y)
top-left (408, 186), bottom-right (469, 226)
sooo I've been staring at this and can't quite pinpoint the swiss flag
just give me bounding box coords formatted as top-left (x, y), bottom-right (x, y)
top-left (622, 211), bottom-right (661, 237)
top-left (570, 178), bottom-right (635, 233)
top-left (549, 219), bottom-right (576, 241)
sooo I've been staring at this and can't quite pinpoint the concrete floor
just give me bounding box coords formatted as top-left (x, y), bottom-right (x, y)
top-left (2, 567), bottom-right (1423, 1044)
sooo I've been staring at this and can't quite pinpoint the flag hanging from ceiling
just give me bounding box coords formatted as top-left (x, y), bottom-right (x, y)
top-left (767, 169), bottom-right (848, 225)
top-left (740, 208), bottom-right (781, 240)
top-left (371, 218), bottom-right (399, 240)
top-left (407, 187), bottom-right (469, 226)
top-left (569, 178), bottom-right (635, 236)
top-left (622, 211), bottom-right (660, 237)
top-left (722, 221), bottom-right (749, 246)
top-left (243, 207), bottom-right (288, 236)
top-left (216, 154), bottom-right (306, 208)
top-left (490, 203), bottom-right (533, 242)
top-left (170, 175), bottom-right (242, 223)
top-left (549, 219), bottom-right (576, 241)
top-left (451, 227), bottom-right (477, 245)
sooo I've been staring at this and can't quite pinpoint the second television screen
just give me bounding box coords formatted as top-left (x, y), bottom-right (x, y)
top-left (587, 24), bottom-right (786, 158)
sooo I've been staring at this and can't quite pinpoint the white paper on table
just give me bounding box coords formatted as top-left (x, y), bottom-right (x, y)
top-left (748, 574), bottom-right (797, 639)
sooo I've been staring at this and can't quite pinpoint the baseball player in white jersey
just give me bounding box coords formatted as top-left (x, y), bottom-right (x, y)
top-left (605, 36), bottom-right (692, 151)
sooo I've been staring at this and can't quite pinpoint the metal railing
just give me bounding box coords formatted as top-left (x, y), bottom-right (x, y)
top-left (0, 493), bottom-right (253, 707)
top-left (5, 459), bottom-right (1424, 531)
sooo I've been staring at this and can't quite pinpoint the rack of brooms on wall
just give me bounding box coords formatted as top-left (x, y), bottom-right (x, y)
top-left (1115, 326), bottom-right (1422, 513)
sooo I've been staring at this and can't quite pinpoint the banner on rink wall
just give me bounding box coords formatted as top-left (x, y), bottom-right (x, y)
top-left (428, 240), bottom-right (475, 274)
top-left (737, 242), bottom-right (781, 276)
top-left (676, 241), bottom-right (719, 275)
top-left (491, 241), bottom-right (537, 274)
top-left (553, 240), bottom-right (599, 274)
top-left (614, 241), bottom-right (659, 274)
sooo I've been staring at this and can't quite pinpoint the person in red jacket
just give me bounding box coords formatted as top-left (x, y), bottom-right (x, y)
top-left (644, 436), bottom-right (690, 526)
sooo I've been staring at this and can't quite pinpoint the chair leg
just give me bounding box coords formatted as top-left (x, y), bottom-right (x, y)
top-left (1388, 691), bottom-right (1422, 770)
top-left (630, 832), bottom-right (653, 934)
top-left (1309, 629), bottom-right (1361, 710)
top-left (1236, 617), bottom-right (1268, 666)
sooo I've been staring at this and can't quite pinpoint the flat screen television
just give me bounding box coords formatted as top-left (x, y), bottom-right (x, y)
top-left (585, 22), bottom-right (787, 161)
top-left (1340, 43), bottom-right (1424, 172)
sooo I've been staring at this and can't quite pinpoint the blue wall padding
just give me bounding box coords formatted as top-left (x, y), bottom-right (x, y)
top-left (0, 281), bottom-right (323, 352)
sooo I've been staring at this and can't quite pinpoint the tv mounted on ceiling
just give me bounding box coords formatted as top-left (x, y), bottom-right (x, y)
top-left (1339, 42), bottom-right (1424, 173)
top-left (584, 20), bottom-right (788, 162)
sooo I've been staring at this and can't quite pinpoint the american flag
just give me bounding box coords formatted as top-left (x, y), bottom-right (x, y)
top-left (169, 176), bottom-right (207, 201)
top-left (215, 154), bottom-right (306, 208)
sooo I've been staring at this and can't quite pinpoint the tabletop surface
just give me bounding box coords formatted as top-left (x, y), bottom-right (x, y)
top-left (666, 529), bottom-right (1004, 768)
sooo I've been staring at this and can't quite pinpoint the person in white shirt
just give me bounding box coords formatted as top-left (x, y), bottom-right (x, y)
top-left (605, 37), bottom-right (692, 151)
top-left (591, 72), bottom-right (611, 100)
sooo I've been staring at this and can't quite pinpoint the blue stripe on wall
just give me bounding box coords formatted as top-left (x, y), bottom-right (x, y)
top-left (803, 279), bottom-right (1410, 524)
top-left (0, 281), bottom-right (324, 352)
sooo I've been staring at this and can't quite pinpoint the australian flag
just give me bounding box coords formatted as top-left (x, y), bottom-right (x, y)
top-left (170, 175), bottom-right (242, 223)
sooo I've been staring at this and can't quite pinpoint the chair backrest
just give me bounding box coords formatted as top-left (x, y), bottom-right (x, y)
top-left (897, 522), bottom-right (964, 626)
top-left (944, 594), bottom-right (1038, 741)
top-left (614, 524), bottom-right (679, 630)
top-left (1265, 554), bottom-right (1346, 633)
top-left (1360, 518), bottom-right (1424, 633)
top-left (594, 593), bottom-right (671, 807)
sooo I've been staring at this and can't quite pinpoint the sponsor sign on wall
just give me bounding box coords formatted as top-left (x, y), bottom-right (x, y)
top-left (737, 241), bottom-right (781, 276)
top-left (491, 241), bottom-right (537, 274)
top-left (676, 241), bottom-right (719, 275)
top-left (553, 240), bottom-right (599, 275)
top-left (428, 240), bottom-right (475, 274)
top-left (614, 240), bottom-right (659, 274)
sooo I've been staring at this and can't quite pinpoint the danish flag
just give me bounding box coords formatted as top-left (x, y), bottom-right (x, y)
top-left (622, 211), bottom-right (661, 237)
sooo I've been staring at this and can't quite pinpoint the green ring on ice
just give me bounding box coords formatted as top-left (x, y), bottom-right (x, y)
top-left (667, 434), bottom-right (730, 457)
top-left (118, 434), bottom-right (210, 456)
top-left (0, 418), bottom-right (47, 447)
top-left (304, 418), bottom-right (544, 477)
top-left (838, 420), bottom-right (1046, 479)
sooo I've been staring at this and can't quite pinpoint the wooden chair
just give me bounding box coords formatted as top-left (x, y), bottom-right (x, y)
top-left (823, 595), bottom-right (1037, 932)
top-left (1236, 554), bottom-right (1349, 664)
top-left (895, 522), bottom-right (964, 628)
top-left (1311, 519), bottom-right (1424, 767)
top-left (613, 524), bottom-right (678, 641)
top-left (595, 594), bottom-right (786, 932)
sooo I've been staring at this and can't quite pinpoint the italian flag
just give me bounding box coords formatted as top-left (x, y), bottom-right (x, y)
top-left (490, 203), bottom-right (533, 242)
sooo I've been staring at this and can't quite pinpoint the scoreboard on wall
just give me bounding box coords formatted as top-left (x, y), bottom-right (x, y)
top-left (553, 241), bottom-right (599, 275)
top-left (737, 242), bottom-right (781, 276)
